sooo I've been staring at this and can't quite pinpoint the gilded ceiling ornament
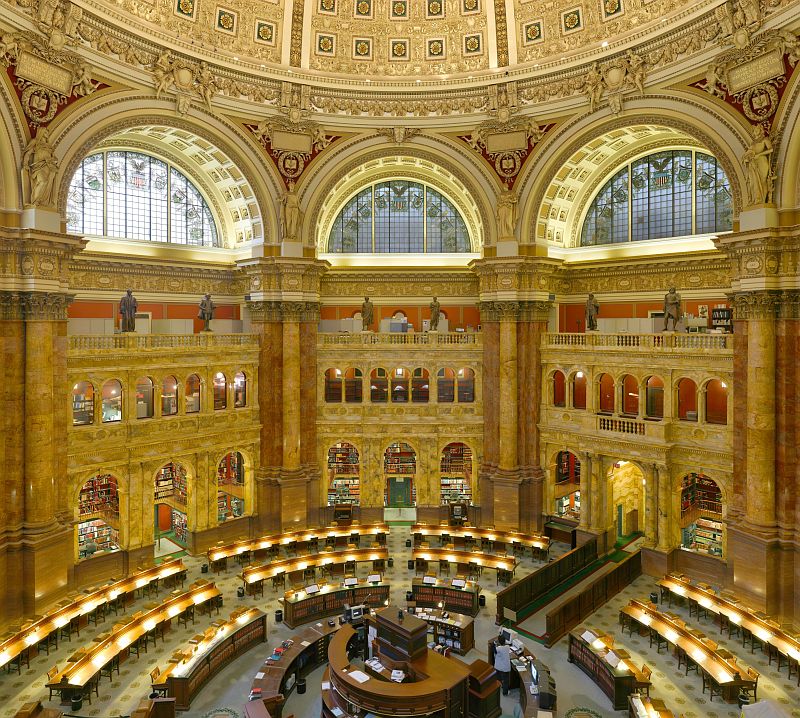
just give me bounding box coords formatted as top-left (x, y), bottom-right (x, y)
top-left (714, 0), bottom-right (762, 49)
top-left (583, 51), bottom-right (647, 116)
top-left (376, 127), bottom-right (420, 143)
top-left (151, 51), bottom-right (220, 115)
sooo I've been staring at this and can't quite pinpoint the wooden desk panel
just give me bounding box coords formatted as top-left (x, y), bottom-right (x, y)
top-left (47, 582), bottom-right (220, 694)
top-left (161, 608), bottom-right (266, 710)
top-left (411, 525), bottom-right (549, 554)
top-left (282, 582), bottom-right (390, 628)
top-left (629, 695), bottom-right (676, 718)
top-left (208, 524), bottom-right (389, 563)
top-left (411, 548), bottom-right (518, 574)
top-left (241, 547), bottom-right (389, 586)
top-left (0, 559), bottom-right (186, 671)
top-left (411, 577), bottom-right (480, 616)
top-left (568, 630), bottom-right (637, 710)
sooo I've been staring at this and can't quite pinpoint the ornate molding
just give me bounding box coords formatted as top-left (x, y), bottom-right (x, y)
top-left (479, 300), bottom-right (521, 321)
top-left (0, 290), bottom-right (73, 320)
top-left (583, 51), bottom-right (647, 116)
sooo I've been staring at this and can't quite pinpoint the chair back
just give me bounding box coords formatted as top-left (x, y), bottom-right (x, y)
top-left (150, 666), bottom-right (161, 683)
top-left (642, 664), bottom-right (652, 679)
top-left (47, 667), bottom-right (58, 682)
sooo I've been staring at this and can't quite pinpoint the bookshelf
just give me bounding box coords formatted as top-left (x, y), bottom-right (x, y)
top-left (385, 444), bottom-right (416, 475)
top-left (440, 444), bottom-right (472, 505)
top-left (682, 517), bottom-right (723, 557)
top-left (328, 443), bottom-right (360, 506)
top-left (78, 518), bottom-right (119, 555)
top-left (155, 463), bottom-right (187, 506)
top-left (711, 307), bottom-right (732, 332)
top-left (681, 474), bottom-right (722, 517)
top-left (555, 491), bottom-right (580, 520)
top-left (218, 452), bottom-right (244, 487)
top-left (414, 609), bottom-right (474, 655)
top-left (171, 509), bottom-right (188, 544)
top-left (72, 390), bottom-right (93, 425)
top-left (410, 577), bottom-right (480, 616)
top-left (556, 451), bottom-right (580, 484)
top-left (79, 474), bottom-right (119, 517)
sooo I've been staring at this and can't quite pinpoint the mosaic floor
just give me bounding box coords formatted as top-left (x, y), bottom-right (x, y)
top-left (0, 527), bottom-right (797, 718)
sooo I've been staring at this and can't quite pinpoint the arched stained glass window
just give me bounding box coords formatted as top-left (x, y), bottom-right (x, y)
top-left (580, 150), bottom-right (732, 246)
top-left (67, 151), bottom-right (219, 247)
top-left (328, 180), bottom-right (471, 253)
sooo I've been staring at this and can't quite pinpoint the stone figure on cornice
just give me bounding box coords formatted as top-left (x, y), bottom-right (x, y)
top-left (153, 51), bottom-right (172, 98)
top-left (22, 127), bottom-right (58, 207)
top-left (715, 0), bottom-right (762, 48)
top-left (37, 0), bottom-right (59, 28)
top-left (585, 293), bottom-right (599, 331)
top-left (585, 63), bottom-right (604, 113)
top-left (360, 297), bottom-right (374, 332)
top-left (742, 124), bottom-right (775, 206)
top-left (0, 32), bottom-right (19, 63)
top-left (196, 61), bottom-right (217, 110)
top-left (72, 62), bottom-right (97, 97)
top-left (699, 63), bottom-right (726, 99)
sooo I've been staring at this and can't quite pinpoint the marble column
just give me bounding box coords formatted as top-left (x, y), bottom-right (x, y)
top-left (589, 453), bottom-right (603, 533)
top-left (282, 319), bottom-right (301, 471)
top-left (498, 314), bottom-right (518, 472)
top-left (578, 452), bottom-right (592, 531)
top-left (21, 293), bottom-right (74, 614)
top-left (656, 464), bottom-right (671, 552)
top-left (742, 294), bottom-right (778, 528)
top-left (643, 464), bottom-right (657, 548)
top-left (247, 302), bottom-right (283, 534)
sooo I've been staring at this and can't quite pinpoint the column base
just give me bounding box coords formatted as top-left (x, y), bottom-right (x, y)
top-left (726, 524), bottom-right (782, 615)
top-left (481, 466), bottom-right (528, 531)
top-left (279, 467), bottom-right (315, 531)
top-left (21, 524), bottom-right (73, 615)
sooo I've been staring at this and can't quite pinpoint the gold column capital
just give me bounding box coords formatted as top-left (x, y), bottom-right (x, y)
top-left (246, 300), bottom-right (320, 323)
top-left (729, 290), bottom-right (783, 321)
top-left (0, 291), bottom-right (74, 321)
top-left (479, 300), bottom-right (520, 321)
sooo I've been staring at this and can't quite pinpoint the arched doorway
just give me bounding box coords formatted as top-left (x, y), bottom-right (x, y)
top-left (328, 442), bottom-right (360, 506)
top-left (607, 461), bottom-right (645, 541)
top-left (77, 473), bottom-right (121, 559)
top-left (554, 451), bottom-right (581, 520)
top-left (680, 473), bottom-right (723, 557)
top-left (384, 442), bottom-right (416, 507)
top-left (154, 461), bottom-right (188, 556)
top-left (217, 451), bottom-right (245, 523)
top-left (440, 443), bottom-right (473, 504)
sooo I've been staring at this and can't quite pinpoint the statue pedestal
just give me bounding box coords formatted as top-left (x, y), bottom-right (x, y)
top-left (360, 330), bottom-right (373, 334)
top-left (21, 207), bottom-right (61, 232)
top-left (739, 204), bottom-right (778, 231)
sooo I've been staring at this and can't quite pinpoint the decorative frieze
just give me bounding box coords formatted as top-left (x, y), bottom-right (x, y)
top-left (246, 300), bottom-right (320, 323)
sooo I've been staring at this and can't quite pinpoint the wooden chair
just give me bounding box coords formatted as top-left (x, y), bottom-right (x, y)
top-left (47, 667), bottom-right (60, 700)
top-left (744, 667), bottom-right (759, 701)
top-left (302, 567), bottom-right (316, 583)
top-left (649, 628), bottom-right (668, 653)
top-left (439, 560), bottom-right (450, 577)
top-left (272, 573), bottom-right (286, 592)
top-left (99, 654), bottom-right (120, 682)
top-left (632, 664), bottom-right (652, 697)
top-left (701, 668), bottom-right (723, 701)
top-left (37, 630), bottom-right (58, 655)
top-left (415, 558), bottom-right (428, 577)
top-left (177, 605), bottom-right (195, 628)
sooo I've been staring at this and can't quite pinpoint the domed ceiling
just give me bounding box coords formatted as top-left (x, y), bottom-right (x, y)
top-left (78, 0), bottom-right (720, 81)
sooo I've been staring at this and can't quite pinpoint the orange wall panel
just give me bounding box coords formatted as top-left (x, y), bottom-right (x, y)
top-left (68, 301), bottom-right (115, 318)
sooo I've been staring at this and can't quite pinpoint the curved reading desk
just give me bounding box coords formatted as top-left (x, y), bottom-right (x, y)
top-left (326, 624), bottom-right (470, 717)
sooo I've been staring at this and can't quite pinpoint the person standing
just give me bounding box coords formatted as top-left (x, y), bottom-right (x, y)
top-left (494, 635), bottom-right (512, 696)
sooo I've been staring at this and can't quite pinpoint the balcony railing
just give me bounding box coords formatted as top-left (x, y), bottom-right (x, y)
top-left (544, 332), bottom-right (732, 352)
top-left (319, 332), bottom-right (481, 347)
top-left (597, 415), bottom-right (647, 436)
top-left (68, 333), bottom-right (259, 353)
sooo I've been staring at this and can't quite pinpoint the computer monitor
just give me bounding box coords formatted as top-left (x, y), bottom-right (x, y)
top-left (530, 662), bottom-right (538, 685)
top-left (343, 576), bottom-right (358, 587)
top-left (451, 578), bottom-right (466, 588)
top-left (350, 606), bottom-right (363, 621)
top-left (422, 574), bottom-right (437, 585)
top-left (305, 583), bottom-right (320, 595)
top-left (499, 628), bottom-right (512, 643)
top-left (367, 573), bottom-right (381, 583)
